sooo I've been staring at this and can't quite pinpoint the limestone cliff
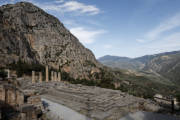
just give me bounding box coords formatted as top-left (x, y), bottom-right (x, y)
top-left (0, 2), bottom-right (102, 79)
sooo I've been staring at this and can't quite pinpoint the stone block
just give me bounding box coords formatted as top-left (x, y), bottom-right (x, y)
top-left (27, 96), bottom-right (41, 105)
top-left (16, 91), bottom-right (24, 106)
top-left (6, 89), bottom-right (16, 106)
top-left (20, 113), bottom-right (26, 120)
top-left (19, 104), bottom-right (34, 113)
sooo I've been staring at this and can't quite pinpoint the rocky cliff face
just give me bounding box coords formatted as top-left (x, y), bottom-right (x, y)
top-left (0, 2), bottom-right (102, 79)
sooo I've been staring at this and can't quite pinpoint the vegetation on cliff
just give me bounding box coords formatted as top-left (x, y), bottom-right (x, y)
top-left (0, 68), bottom-right (7, 79)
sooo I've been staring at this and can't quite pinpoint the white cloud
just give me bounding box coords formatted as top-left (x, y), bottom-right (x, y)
top-left (137, 13), bottom-right (180, 43)
top-left (142, 32), bottom-right (180, 54)
top-left (70, 27), bottom-right (106, 44)
top-left (63, 19), bottom-right (78, 27)
top-left (136, 13), bottom-right (180, 55)
top-left (1, 0), bottom-right (100, 16)
top-left (32, 0), bottom-right (100, 16)
top-left (136, 39), bottom-right (146, 43)
top-left (103, 45), bottom-right (112, 49)
top-left (164, 32), bottom-right (180, 42)
top-left (54, 0), bottom-right (64, 4)
top-left (146, 13), bottom-right (180, 40)
top-left (60, 1), bottom-right (100, 15)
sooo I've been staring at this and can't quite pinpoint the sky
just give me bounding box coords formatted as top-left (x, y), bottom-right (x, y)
top-left (1, 0), bottom-right (180, 58)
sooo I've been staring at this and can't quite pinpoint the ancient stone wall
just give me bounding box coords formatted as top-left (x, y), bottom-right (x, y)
top-left (0, 81), bottom-right (45, 120)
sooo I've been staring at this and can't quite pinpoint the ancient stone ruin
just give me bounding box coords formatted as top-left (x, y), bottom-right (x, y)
top-left (0, 79), bottom-right (45, 120)
top-left (32, 71), bottom-right (35, 84)
top-left (45, 66), bottom-right (49, 82)
top-left (0, 68), bottom-right (63, 120)
top-left (39, 72), bottom-right (42, 83)
top-left (31, 66), bottom-right (62, 84)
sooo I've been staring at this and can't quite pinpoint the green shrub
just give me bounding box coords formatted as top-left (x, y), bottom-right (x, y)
top-left (176, 93), bottom-right (180, 106)
top-left (83, 60), bottom-right (96, 67)
top-left (8, 60), bottom-right (45, 77)
top-left (61, 71), bottom-right (75, 82)
top-left (0, 68), bottom-right (7, 79)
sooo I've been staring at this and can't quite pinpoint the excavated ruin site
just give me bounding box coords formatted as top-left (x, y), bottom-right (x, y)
top-left (18, 77), bottom-right (160, 120)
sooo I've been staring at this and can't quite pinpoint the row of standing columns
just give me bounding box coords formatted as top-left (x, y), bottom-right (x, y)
top-left (32, 66), bottom-right (61, 83)
top-left (50, 71), bottom-right (61, 82)
top-left (32, 71), bottom-right (42, 84)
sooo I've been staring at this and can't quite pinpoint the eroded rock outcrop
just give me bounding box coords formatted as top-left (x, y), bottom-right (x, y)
top-left (0, 2), bottom-right (102, 79)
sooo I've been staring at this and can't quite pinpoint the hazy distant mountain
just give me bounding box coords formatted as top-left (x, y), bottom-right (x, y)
top-left (98, 55), bottom-right (144, 70)
top-left (142, 51), bottom-right (180, 84)
top-left (99, 51), bottom-right (180, 84)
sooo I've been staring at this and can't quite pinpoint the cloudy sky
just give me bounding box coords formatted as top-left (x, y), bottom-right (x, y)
top-left (1, 0), bottom-right (180, 58)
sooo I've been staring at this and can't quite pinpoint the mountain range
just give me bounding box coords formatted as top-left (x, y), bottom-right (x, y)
top-left (98, 51), bottom-right (180, 85)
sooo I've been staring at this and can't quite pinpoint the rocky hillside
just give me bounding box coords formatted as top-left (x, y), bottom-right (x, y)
top-left (98, 55), bottom-right (144, 70)
top-left (98, 51), bottom-right (180, 84)
top-left (0, 2), bottom-right (102, 79)
top-left (142, 51), bottom-right (180, 84)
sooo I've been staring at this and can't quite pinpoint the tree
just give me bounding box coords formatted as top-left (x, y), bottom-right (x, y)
top-left (176, 93), bottom-right (180, 106)
top-left (0, 68), bottom-right (7, 79)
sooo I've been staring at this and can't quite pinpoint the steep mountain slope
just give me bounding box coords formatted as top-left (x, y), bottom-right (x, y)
top-left (142, 51), bottom-right (180, 84)
top-left (98, 51), bottom-right (180, 84)
top-left (98, 55), bottom-right (144, 70)
top-left (0, 2), bottom-right (102, 79)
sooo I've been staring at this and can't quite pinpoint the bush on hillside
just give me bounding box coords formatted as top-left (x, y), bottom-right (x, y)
top-left (0, 68), bottom-right (7, 79)
top-left (176, 93), bottom-right (180, 106)
top-left (8, 60), bottom-right (45, 77)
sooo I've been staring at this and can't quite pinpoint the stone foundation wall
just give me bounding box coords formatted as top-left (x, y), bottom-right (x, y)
top-left (0, 85), bottom-right (24, 106)
top-left (0, 81), bottom-right (45, 120)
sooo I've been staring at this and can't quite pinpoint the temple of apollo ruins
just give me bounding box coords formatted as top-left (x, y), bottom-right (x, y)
top-left (31, 66), bottom-right (61, 83)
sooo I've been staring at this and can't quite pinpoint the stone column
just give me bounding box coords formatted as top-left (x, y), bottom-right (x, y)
top-left (39, 72), bottom-right (42, 83)
top-left (7, 69), bottom-right (10, 78)
top-left (46, 66), bottom-right (49, 82)
top-left (51, 71), bottom-right (54, 81)
top-left (174, 98), bottom-right (178, 105)
top-left (32, 71), bottom-right (35, 84)
top-left (0, 86), bottom-right (5, 101)
top-left (58, 72), bottom-right (61, 81)
top-left (54, 72), bottom-right (57, 81)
